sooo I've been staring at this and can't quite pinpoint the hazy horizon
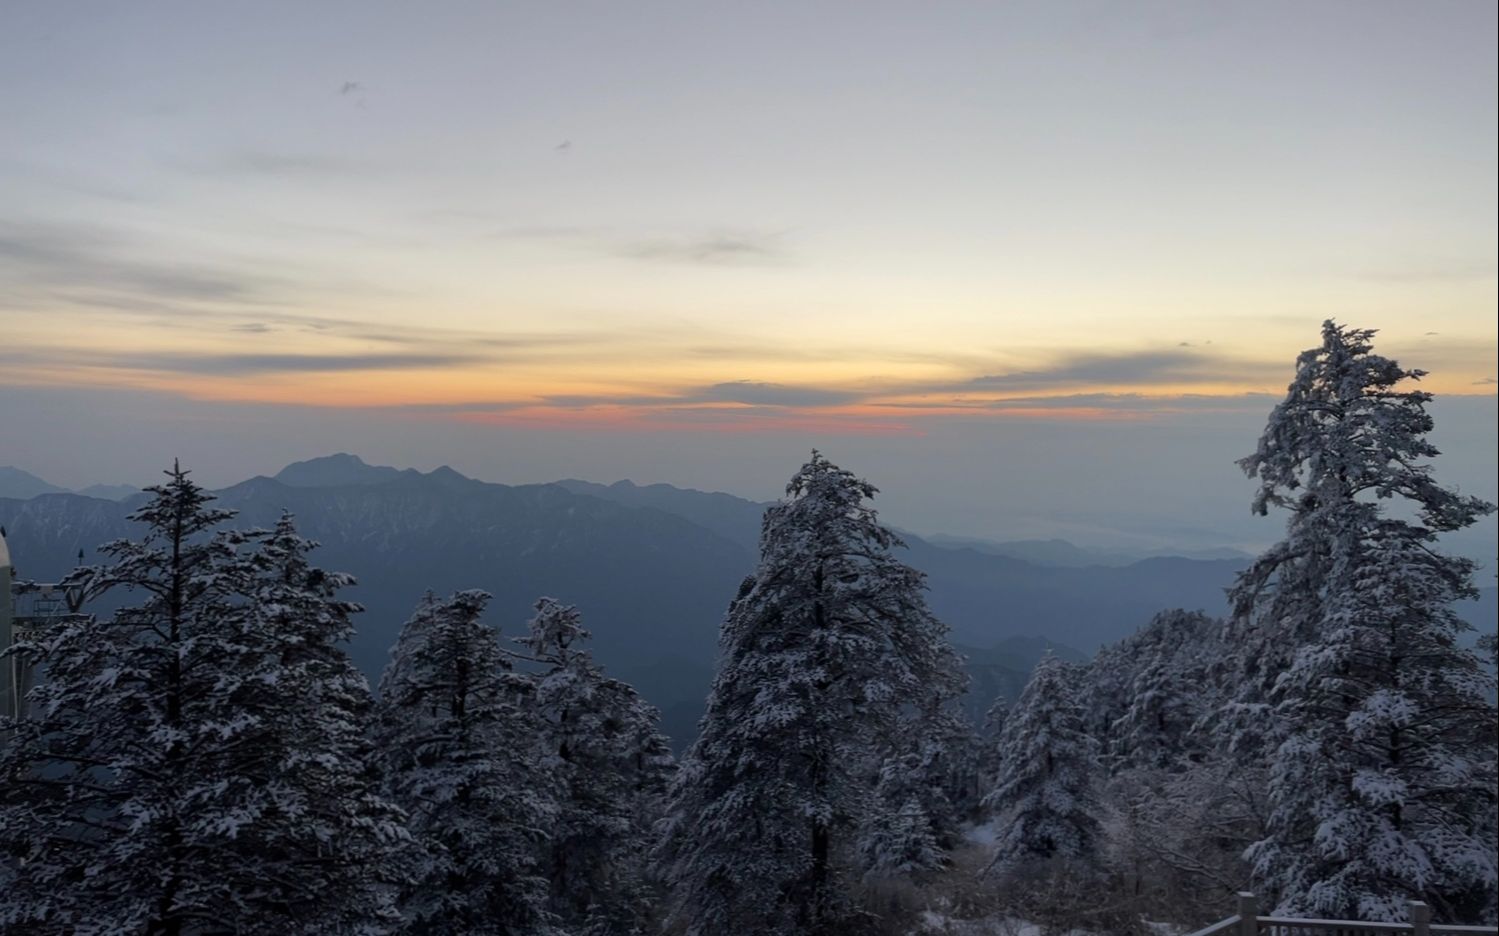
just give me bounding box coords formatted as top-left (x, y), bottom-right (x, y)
top-left (3, 388), bottom-right (1494, 565)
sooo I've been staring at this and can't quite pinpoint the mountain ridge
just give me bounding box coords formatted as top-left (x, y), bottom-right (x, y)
top-left (0, 466), bottom-right (139, 502)
top-left (0, 467), bottom-right (71, 500)
top-left (7, 454), bottom-right (1493, 746)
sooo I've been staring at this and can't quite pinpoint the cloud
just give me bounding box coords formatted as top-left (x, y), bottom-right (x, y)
top-left (1385, 336), bottom-right (1499, 380)
top-left (0, 220), bottom-right (113, 268)
top-left (0, 218), bottom-right (281, 307)
top-left (6, 310), bottom-right (706, 379)
top-left (406, 349), bottom-right (1288, 422)
top-left (108, 351), bottom-right (487, 376)
top-left (382, 400), bottom-right (529, 415)
top-left (873, 391), bottom-right (1277, 413)
top-left (1, 231), bottom-right (760, 380)
top-left (686, 381), bottom-right (861, 407)
top-left (1475, 377), bottom-right (1497, 386)
top-left (631, 405), bottom-right (913, 434)
top-left (206, 150), bottom-right (361, 177)
top-left (950, 348), bottom-right (1280, 393)
top-left (438, 217), bottom-right (796, 267)
top-left (540, 380), bottom-right (862, 410)
top-left (612, 232), bottom-right (789, 266)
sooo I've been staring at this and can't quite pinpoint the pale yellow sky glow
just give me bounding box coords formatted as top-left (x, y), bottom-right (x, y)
top-left (1, 1), bottom-right (1495, 436)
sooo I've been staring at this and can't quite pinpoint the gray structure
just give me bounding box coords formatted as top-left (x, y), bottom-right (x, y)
top-left (0, 531), bottom-right (88, 720)
top-left (0, 531), bottom-right (12, 720)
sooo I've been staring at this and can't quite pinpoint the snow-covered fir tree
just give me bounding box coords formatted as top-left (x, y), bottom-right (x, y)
top-left (1223, 320), bottom-right (1493, 758)
top-left (924, 703), bottom-right (989, 829)
top-left (236, 513), bottom-right (412, 931)
top-left (516, 596), bottom-right (674, 935)
top-left (657, 452), bottom-right (967, 934)
top-left (977, 696), bottom-right (1011, 789)
top-left (864, 702), bottom-right (976, 867)
top-left (1103, 609), bottom-right (1223, 771)
top-left (1479, 631), bottom-right (1498, 668)
top-left (861, 794), bottom-right (944, 881)
top-left (1250, 523), bottom-right (1498, 921)
top-left (984, 655), bottom-right (1101, 876)
top-left (861, 741), bottom-right (956, 883)
top-left (374, 590), bottom-right (555, 935)
top-left (1229, 322), bottom-right (1497, 921)
top-left (0, 465), bottom-right (405, 935)
top-left (1083, 613), bottom-right (1257, 924)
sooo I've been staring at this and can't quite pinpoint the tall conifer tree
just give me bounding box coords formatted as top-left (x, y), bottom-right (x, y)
top-left (983, 655), bottom-right (1100, 875)
top-left (1230, 322), bottom-right (1497, 920)
top-left (374, 590), bottom-right (555, 935)
top-left (0, 466), bottom-right (405, 934)
top-left (659, 452), bottom-right (966, 934)
top-left (518, 597), bottom-right (674, 934)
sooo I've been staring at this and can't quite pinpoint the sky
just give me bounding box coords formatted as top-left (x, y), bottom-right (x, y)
top-left (1, 1), bottom-right (1495, 557)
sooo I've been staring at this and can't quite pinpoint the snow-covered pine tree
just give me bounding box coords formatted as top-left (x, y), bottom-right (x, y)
top-left (1076, 639), bottom-right (1133, 762)
top-left (860, 707), bottom-right (974, 882)
top-left (873, 704), bottom-right (975, 858)
top-left (657, 452), bottom-right (967, 935)
top-left (984, 655), bottom-right (1101, 876)
top-left (927, 703), bottom-right (989, 828)
top-left (516, 597), bottom-right (674, 935)
top-left (0, 464), bottom-right (404, 934)
top-left (1223, 320), bottom-right (1493, 758)
top-left (1229, 321), bottom-right (1497, 921)
top-left (861, 794), bottom-right (944, 881)
top-left (1479, 631), bottom-right (1497, 667)
top-left (1086, 613), bottom-right (1255, 923)
top-left (1250, 520), bottom-right (1498, 921)
top-left (235, 513), bottom-right (411, 931)
top-left (977, 696), bottom-right (1011, 788)
top-left (0, 464), bottom-right (246, 934)
top-left (1109, 609), bottom-right (1223, 771)
top-left (373, 590), bottom-right (556, 935)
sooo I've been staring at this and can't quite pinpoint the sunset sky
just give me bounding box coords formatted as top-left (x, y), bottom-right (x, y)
top-left (2, 1), bottom-right (1495, 554)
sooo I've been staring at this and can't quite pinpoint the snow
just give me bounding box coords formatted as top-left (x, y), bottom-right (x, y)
top-left (913, 910), bottom-right (1101, 935)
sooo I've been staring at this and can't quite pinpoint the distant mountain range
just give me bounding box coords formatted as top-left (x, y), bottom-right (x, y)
top-left (3, 455), bottom-right (1493, 745)
top-left (0, 466), bottom-right (139, 502)
top-left (922, 534), bottom-right (1252, 567)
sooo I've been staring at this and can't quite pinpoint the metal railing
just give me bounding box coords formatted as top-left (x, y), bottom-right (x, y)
top-left (1184, 893), bottom-right (1499, 936)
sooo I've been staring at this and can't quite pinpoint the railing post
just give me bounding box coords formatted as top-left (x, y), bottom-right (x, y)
top-left (1410, 900), bottom-right (1431, 936)
top-left (1237, 892), bottom-right (1258, 936)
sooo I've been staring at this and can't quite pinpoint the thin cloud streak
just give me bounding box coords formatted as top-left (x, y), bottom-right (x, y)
top-left (610, 232), bottom-right (791, 266)
top-left (0, 218), bottom-right (289, 307)
top-left (198, 149), bottom-right (365, 178)
top-left (354, 349), bottom-right (1297, 433)
top-left (106, 351), bottom-right (490, 376)
top-left (949, 348), bottom-right (1284, 393)
top-left (542, 380), bottom-right (863, 409)
top-left (868, 391), bottom-right (1280, 412)
top-left (471, 221), bottom-right (795, 267)
top-left (523, 348), bottom-right (1288, 413)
